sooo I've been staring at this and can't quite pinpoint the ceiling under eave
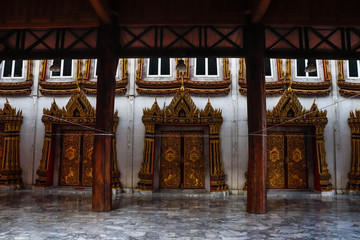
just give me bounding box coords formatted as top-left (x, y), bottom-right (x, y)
top-left (1, 0), bottom-right (360, 29)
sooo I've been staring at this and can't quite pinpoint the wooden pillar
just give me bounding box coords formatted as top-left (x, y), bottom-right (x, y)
top-left (244, 23), bottom-right (267, 214)
top-left (92, 23), bottom-right (118, 212)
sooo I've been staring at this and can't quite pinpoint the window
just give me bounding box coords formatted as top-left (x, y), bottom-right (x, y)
top-left (348, 60), bottom-right (360, 78)
top-left (50, 59), bottom-right (73, 77)
top-left (264, 58), bottom-right (272, 77)
top-left (1, 60), bottom-right (24, 78)
top-left (148, 58), bottom-right (170, 76)
top-left (296, 59), bottom-right (318, 77)
top-left (195, 58), bottom-right (218, 76)
top-left (93, 59), bottom-right (120, 78)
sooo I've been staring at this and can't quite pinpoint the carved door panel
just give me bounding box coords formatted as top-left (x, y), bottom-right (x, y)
top-left (81, 131), bottom-right (94, 187)
top-left (286, 133), bottom-right (307, 189)
top-left (183, 132), bottom-right (205, 189)
top-left (60, 131), bottom-right (82, 186)
top-left (267, 132), bottom-right (285, 189)
top-left (160, 132), bottom-right (181, 189)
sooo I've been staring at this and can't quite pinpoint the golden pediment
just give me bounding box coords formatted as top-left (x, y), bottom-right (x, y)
top-left (165, 90), bottom-right (199, 118)
top-left (0, 99), bottom-right (22, 117)
top-left (143, 89), bottom-right (222, 126)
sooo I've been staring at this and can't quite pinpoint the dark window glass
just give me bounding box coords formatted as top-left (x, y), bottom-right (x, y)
top-left (265, 58), bottom-right (271, 76)
top-left (14, 60), bottom-right (23, 77)
top-left (63, 59), bottom-right (72, 76)
top-left (95, 60), bottom-right (98, 76)
top-left (308, 65), bottom-right (318, 77)
top-left (208, 58), bottom-right (217, 75)
top-left (296, 59), bottom-right (306, 77)
top-left (349, 60), bottom-right (359, 77)
top-left (161, 58), bottom-right (170, 75)
top-left (3, 60), bottom-right (12, 77)
top-left (51, 59), bottom-right (61, 76)
top-left (196, 58), bottom-right (205, 75)
top-left (149, 58), bottom-right (158, 75)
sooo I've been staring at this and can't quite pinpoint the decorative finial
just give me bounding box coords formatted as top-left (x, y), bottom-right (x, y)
top-left (180, 71), bottom-right (185, 91)
top-left (287, 77), bottom-right (292, 91)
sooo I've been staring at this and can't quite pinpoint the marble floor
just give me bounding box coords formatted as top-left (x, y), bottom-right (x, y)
top-left (0, 190), bottom-right (360, 239)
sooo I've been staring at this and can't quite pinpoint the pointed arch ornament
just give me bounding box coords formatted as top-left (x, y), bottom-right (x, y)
top-left (0, 100), bottom-right (23, 186)
top-left (266, 89), bottom-right (332, 191)
top-left (136, 89), bottom-right (227, 192)
top-left (35, 90), bottom-right (121, 189)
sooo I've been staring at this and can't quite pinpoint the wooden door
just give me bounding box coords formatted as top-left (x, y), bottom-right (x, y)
top-left (60, 131), bottom-right (82, 186)
top-left (160, 132), bottom-right (181, 189)
top-left (81, 131), bottom-right (94, 187)
top-left (267, 132), bottom-right (285, 189)
top-left (183, 132), bottom-right (205, 189)
top-left (286, 133), bottom-right (307, 189)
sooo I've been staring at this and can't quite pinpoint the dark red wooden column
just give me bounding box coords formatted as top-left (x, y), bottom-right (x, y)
top-left (92, 23), bottom-right (118, 212)
top-left (244, 23), bottom-right (267, 214)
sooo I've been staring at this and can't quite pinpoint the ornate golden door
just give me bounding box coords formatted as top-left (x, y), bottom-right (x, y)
top-left (267, 132), bottom-right (307, 189)
top-left (184, 132), bottom-right (205, 189)
top-left (160, 132), bottom-right (181, 189)
top-left (60, 130), bottom-right (94, 186)
top-left (286, 133), bottom-right (307, 189)
top-left (160, 131), bottom-right (205, 189)
top-left (267, 132), bottom-right (285, 188)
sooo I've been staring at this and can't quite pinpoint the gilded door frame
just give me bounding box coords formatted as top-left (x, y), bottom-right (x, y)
top-left (0, 100), bottom-right (23, 186)
top-left (266, 89), bottom-right (332, 192)
top-left (136, 89), bottom-right (227, 192)
top-left (153, 126), bottom-right (210, 191)
top-left (34, 90), bottom-right (121, 189)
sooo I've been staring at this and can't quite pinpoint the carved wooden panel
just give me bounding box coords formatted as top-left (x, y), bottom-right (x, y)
top-left (286, 133), bottom-right (307, 189)
top-left (60, 131), bottom-right (81, 186)
top-left (160, 132), bottom-right (181, 189)
top-left (267, 132), bottom-right (285, 189)
top-left (183, 132), bottom-right (205, 189)
top-left (81, 131), bottom-right (94, 187)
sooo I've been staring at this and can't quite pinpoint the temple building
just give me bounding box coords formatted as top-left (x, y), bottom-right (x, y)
top-left (1, 58), bottom-right (359, 194)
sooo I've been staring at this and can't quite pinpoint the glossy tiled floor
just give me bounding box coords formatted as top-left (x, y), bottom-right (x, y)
top-left (0, 190), bottom-right (360, 239)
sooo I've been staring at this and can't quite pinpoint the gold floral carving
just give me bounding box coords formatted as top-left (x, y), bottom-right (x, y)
top-left (347, 110), bottom-right (360, 191)
top-left (39, 59), bottom-right (128, 95)
top-left (35, 89), bottom-right (121, 189)
top-left (0, 100), bottom-right (23, 186)
top-left (223, 58), bottom-right (230, 80)
top-left (137, 89), bottom-right (227, 192)
top-left (136, 58), bottom-right (231, 95)
top-left (337, 60), bottom-right (360, 96)
top-left (0, 60), bottom-right (33, 96)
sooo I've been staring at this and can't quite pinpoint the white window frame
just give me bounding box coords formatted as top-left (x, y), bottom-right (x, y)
top-left (1, 60), bottom-right (25, 79)
top-left (194, 58), bottom-right (219, 77)
top-left (265, 58), bottom-right (273, 78)
top-left (295, 59), bottom-right (319, 78)
top-left (93, 59), bottom-right (120, 78)
top-left (50, 59), bottom-right (74, 78)
top-left (347, 60), bottom-right (360, 79)
top-left (147, 58), bottom-right (172, 77)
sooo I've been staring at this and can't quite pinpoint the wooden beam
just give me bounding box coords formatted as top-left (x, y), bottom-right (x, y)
top-left (92, 23), bottom-right (117, 212)
top-left (89, 0), bottom-right (112, 24)
top-left (252, 0), bottom-right (271, 23)
top-left (244, 23), bottom-right (267, 214)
